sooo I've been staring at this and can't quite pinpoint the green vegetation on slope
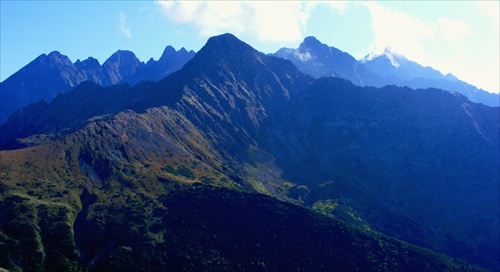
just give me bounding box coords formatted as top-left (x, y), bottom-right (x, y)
top-left (0, 175), bottom-right (484, 272)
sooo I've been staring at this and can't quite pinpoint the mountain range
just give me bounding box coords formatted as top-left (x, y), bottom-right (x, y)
top-left (2, 35), bottom-right (498, 127)
top-left (0, 46), bottom-right (195, 124)
top-left (0, 33), bottom-right (498, 271)
top-left (273, 36), bottom-right (499, 107)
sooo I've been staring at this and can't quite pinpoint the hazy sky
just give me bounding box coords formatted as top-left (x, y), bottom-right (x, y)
top-left (1, 1), bottom-right (499, 93)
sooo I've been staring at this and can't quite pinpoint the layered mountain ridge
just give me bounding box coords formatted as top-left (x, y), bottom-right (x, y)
top-left (273, 36), bottom-right (499, 107)
top-left (0, 33), bottom-right (498, 271)
top-left (0, 46), bottom-right (195, 124)
top-left (2, 34), bottom-right (497, 127)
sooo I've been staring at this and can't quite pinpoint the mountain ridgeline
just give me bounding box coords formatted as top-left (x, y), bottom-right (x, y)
top-left (2, 35), bottom-right (497, 127)
top-left (0, 34), bottom-right (498, 271)
top-left (0, 46), bottom-right (195, 124)
top-left (273, 36), bottom-right (499, 107)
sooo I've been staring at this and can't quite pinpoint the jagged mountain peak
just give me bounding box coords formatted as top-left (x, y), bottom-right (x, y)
top-left (294, 37), bottom-right (324, 62)
top-left (27, 51), bottom-right (63, 65)
top-left (74, 57), bottom-right (101, 69)
top-left (102, 50), bottom-right (144, 85)
top-left (174, 32), bottom-right (303, 100)
top-left (47, 50), bottom-right (62, 58)
top-left (1, 43), bottom-right (196, 125)
top-left (444, 72), bottom-right (459, 81)
top-left (43, 51), bottom-right (74, 66)
top-left (158, 45), bottom-right (194, 57)
top-left (146, 57), bottom-right (155, 65)
top-left (297, 36), bottom-right (349, 57)
top-left (22, 51), bottom-right (75, 73)
top-left (303, 36), bottom-right (321, 43)
top-left (119, 44), bottom-right (196, 85)
top-left (159, 45), bottom-right (177, 60)
top-left (104, 49), bottom-right (141, 64)
top-left (157, 46), bottom-right (193, 64)
top-left (359, 49), bottom-right (452, 83)
top-left (179, 33), bottom-right (277, 80)
top-left (273, 36), bottom-right (361, 84)
top-left (28, 52), bottom-right (51, 65)
top-left (377, 52), bottom-right (400, 67)
top-left (360, 48), bottom-right (404, 67)
top-left (206, 32), bottom-right (243, 45)
top-left (201, 33), bottom-right (257, 58)
top-left (301, 36), bottom-right (323, 48)
top-left (34, 52), bottom-right (48, 60)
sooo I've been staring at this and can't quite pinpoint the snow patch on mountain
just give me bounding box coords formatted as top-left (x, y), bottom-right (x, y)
top-left (293, 51), bottom-right (314, 62)
top-left (360, 48), bottom-right (400, 67)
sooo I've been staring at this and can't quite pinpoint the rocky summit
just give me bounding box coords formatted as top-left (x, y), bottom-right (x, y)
top-left (0, 46), bottom-right (194, 125)
top-left (0, 33), bottom-right (498, 271)
top-left (274, 37), bottom-right (500, 107)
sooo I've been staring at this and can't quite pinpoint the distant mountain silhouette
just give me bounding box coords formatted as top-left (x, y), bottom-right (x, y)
top-left (274, 37), bottom-right (499, 107)
top-left (0, 46), bottom-right (194, 124)
top-left (1, 33), bottom-right (498, 271)
top-left (123, 46), bottom-right (195, 85)
top-left (274, 36), bottom-right (364, 85)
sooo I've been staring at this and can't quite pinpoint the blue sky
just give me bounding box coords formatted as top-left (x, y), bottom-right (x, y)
top-left (1, 1), bottom-right (499, 93)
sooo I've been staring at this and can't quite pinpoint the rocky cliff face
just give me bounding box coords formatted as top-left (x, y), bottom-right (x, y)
top-left (1, 33), bottom-right (498, 271)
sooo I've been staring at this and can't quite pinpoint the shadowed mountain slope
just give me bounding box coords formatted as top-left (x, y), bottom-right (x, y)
top-left (1, 33), bottom-right (498, 271)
